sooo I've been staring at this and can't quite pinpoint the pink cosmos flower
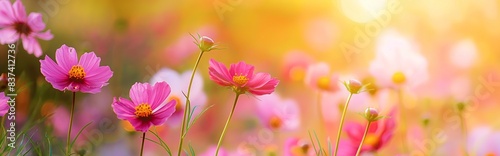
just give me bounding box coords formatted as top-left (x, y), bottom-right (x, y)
top-left (0, 92), bottom-right (9, 116)
top-left (369, 29), bottom-right (428, 89)
top-left (208, 59), bottom-right (279, 95)
top-left (304, 62), bottom-right (339, 92)
top-left (40, 44), bottom-right (113, 93)
top-left (467, 126), bottom-right (500, 155)
top-left (338, 108), bottom-right (397, 155)
top-left (282, 51), bottom-right (314, 82)
top-left (0, 0), bottom-right (53, 57)
top-left (284, 137), bottom-right (314, 156)
top-left (149, 68), bottom-right (207, 128)
top-left (256, 93), bottom-right (300, 131)
top-left (111, 82), bottom-right (176, 132)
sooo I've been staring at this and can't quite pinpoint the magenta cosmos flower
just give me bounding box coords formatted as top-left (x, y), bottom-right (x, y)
top-left (338, 108), bottom-right (396, 155)
top-left (40, 44), bottom-right (113, 93)
top-left (112, 82), bottom-right (176, 132)
top-left (0, 92), bottom-right (9, 116)
top-left (208, 59), bottom-right (279, 95)
top-left (0, 0), bottom-right (53, 57)
top-left (256, 93), bottom-right (300, 131)
top-left (304, 62), bottom-right (339, 92)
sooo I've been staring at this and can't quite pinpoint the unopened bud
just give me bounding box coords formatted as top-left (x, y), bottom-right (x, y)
top-left (199, 36), bottom-right (215, 52)
top-left (364, 107), bottom-right (380, 122)
top-left (345, 79), bottom-right (363, 94)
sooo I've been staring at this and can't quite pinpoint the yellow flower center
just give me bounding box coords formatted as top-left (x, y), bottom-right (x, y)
top-left (364, 134), bottom-right (379, 147)
top-left (290, 67), bottom-right (306, 82)
top-left (168, 96), bottom-right (183, 111)
top-left (317, 76), bottom-right (331, 90)
top-left (269, 116), bottom-right (283, 129)
top-left (486, 153), bottom-right (496, 156)
top-left (135, 103), bottom-right (153, 118)
top-left (291, 143), bottom-right (309, 156)
top-left (392, 71), bottom-right (406, 84)
top-left (68, 65), bottom-right (86, 82)
top-left (233, 75), bottom-right (249, 86)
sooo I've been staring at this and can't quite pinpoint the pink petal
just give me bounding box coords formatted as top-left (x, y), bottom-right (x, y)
top-left (148, 81), bottom-right (171, 109)
top-left (27, 13), bottom-right (45, 32)
top-left (81, 66), bottom-right (112, 94)
top-left (229, 61), bottom-right (255, 79)
top-left (40, 55), bottom-right (70, 91)
top-left (79, 52), bottom-right (101, 72)
top-left (248, 75), bottom-right (279, 95)
top-left (12, 0), bottom-right (26, 21)
top-left (22, 35), bottom-right (42, 57)
top-left (208, 59), bottom-right (232, 86)
top-left (111, 97), bottom-right (136, 120)
top-left (35, 30), bottom-right (53, 40)
top-left (55, 44), bottom-right (78, 71)
top-left (344, 122), bottom-right (364, 141)
top-left (129, 82), bottom-right (150, 105)
top-left (128, 118), bottom-right (153, 133)
top-left (0, 27), bottom-right (19, 44)
top-left (0, 0), bottom-right (15, 26)
top-left (150, 100), bottom-right (176, 125)
top-left (0, 92), bottom-right (9, 117)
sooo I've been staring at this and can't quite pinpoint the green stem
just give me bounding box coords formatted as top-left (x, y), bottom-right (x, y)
top-left (177, 50), bottom-right (204, 155)
top-left (355, 121), bottom-right (371, 156)
top-left (140, 132), bottom-right (146, 156)
top-left (215, 93), bottom-right (241, 156)
top-left (333, 93), bottom-right (353, 156)
top-left (397, 88), bottom-right (409, 153)
top-left (66, 92), bottom-right (76, 155)
top-left (459, 111), bottom-right (469, 156)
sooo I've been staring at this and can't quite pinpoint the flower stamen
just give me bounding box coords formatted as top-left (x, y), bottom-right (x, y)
top-left (135, 103), bottom-right (153, 119)
top-left (68, 65), bottom-right (86, 82)
top-left (233, 75), bottom-right (249, 86)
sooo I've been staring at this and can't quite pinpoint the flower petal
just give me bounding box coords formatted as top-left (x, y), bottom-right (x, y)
top-left (12, 0), bottom-right (26, 21)
top-left (36, 30), bottom-right (53, 40)
top-left (0, 0), bottom-right (15, 27)
top-left (148, 81), bottom-right (171, 110)
top-left (229, 61), bottom-right (254, 79)
top-left (128, 118), bottom-right (152, 133)
top-left (208, 59), bottom-right (232, 86)
top-left (27, 12), bottom-right (45, 32)
top-left (0, 27), bottom-right (19, 44)
top-left (151, 100), bottom-right (176, 125)
top-left (129, 82), bottom-right (149, 105)
top-left (55, 44), bottom-right (78, 72)
top-left (111, 97), bottom-right (136, 120)
top-left (40, 55), bottom-right (70, 91)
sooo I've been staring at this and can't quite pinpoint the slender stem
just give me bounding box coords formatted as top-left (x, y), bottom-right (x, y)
top-left (140, 132), bottom-right (146, 156)
top-left (333, 93), bottom-right (353, 156)
top-left (316, 92), bottom-right (326, 149)
top-left (215, 93), bottom-right (241, 156)
top-left (66, 92), bottom-right (76, 155)
top-left (177, 50), bottom-right (204, 155)
top-left (355, 121), bottom-right (371, 156)
top-left (397, 88), bottom-right (409, 153)
top-left (1, 117), bottom-right (5, 134)
top-left (459, 111), bottom-right (469, 156)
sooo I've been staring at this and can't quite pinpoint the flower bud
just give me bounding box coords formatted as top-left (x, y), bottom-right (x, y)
top-left (345, 79), bottom-right (363, 94)
top-left (364, 107), bottom-right (379, 122)
top-left (0, 73), bottom-right (7, 90)
top-left (199, 36), bottom-right (215, 52)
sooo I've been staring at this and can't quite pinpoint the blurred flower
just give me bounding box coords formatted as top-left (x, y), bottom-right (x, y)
top-left (468, 127), bottom-right (500, 155)
top-left (51, 106), bottom-right (91, 146)
top-left (0, 0), bottom-right (53, 57)
top-left (282, 51), bottom-right (314, 82)
top-left (340, 108), bottom-right (397, 154)
top-left (164, 27), bottom-right (217, 66)
top-left (0, 92), bottom-right (8, 116)
top-left (304, 62), bottom-right (339, 92)
top-left (111, 82), bottom-right (176, 132)
top-left (448, 39), bottom-right (478, 69)
top-left (369, 29), bottom-right (428, 89)
top-left (149, 68), bottom-right (207, 128)
top-left (343, 79), bottom-right (369, 94)
top-left (201, 146), bottom-right (229, 156)
top-left (40, 44), bottom-right (113, 93)
top-left (208, 59), bottom-right (279, 95)
top-left (284, 137), bottom-right (314, 156)
top-left (256, 93), bottom-right (300, 131)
